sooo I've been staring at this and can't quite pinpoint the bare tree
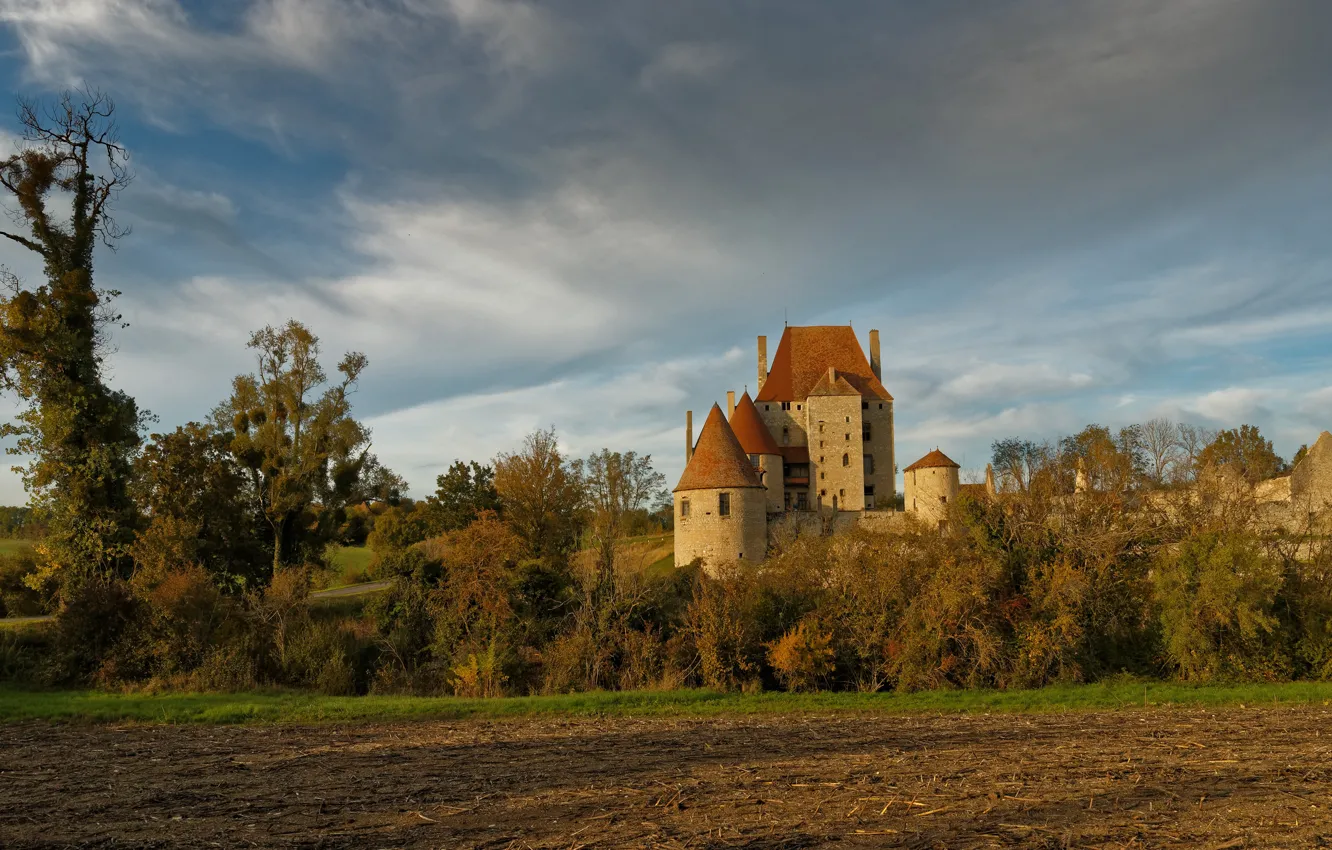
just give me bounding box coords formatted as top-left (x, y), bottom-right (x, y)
top-left (1173, 422), bottom-right (1217, 483)
top-left (1141, 417), bottom-right (1181, 485)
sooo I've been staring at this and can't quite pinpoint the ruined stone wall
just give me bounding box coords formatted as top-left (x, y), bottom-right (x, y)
top-left (674, 487), bottom-right (768, 571)
top-left (806, 394), bottom-right (865, 512)
top-left (905, 465), bottom-right (959, 526)
top-left (1291, 432), bottom-right (1332, 511)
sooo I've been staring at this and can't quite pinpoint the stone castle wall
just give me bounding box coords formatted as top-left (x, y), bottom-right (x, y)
top-left (807, 394), bottom-right (865, 512)
top-left (758, 453), bottom-right (784, 513)
top-left (863, 400), bottom-right (895, 507)
top-left (674, 486), bottom-right (768, 571)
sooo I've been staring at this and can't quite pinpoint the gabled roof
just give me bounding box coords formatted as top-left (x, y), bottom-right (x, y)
top-left (674, 404), bottom-right (766, 493)
top-left (729, 392), bottom-right (782, 456)
top-left (904, 449), bottom-right (960, 472)
top-left (755, 326), bottom-right (892, 403)
top-left (808, 368), bottom-right (860, 397)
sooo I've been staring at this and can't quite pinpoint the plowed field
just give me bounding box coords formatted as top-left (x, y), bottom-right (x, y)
top-left (4, 706), bottom-right (1332, 848)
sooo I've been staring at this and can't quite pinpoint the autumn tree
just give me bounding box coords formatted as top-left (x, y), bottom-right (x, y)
top-left (1198, 424), bottom-right (1286, 485)
top-left (494, 428), bottom-right (584, 561)
top-left (1174, 423), bottom-right (1217, 482)
top-left (216, 320), bottom-right (386, 575)
top-left (0, 90), bottom-right (144, 587)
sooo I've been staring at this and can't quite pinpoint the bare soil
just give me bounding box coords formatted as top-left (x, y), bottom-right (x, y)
top-left (4, 705), bottom-right (1332, 848)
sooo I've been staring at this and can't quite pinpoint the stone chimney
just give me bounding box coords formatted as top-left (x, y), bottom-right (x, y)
top-left (985, 463), bottom-right (995, 495)
top-left (727, 390), bottom-right (736, 419)
top-left (757, 335), bottom-right (768, 393)
top-left (869, 329), bottom-right (881, 381)
top-left (685, 410), bottom-right (693, 463)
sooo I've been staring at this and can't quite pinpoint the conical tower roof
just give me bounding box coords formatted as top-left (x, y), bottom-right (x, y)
top-left (729, 392), bottom-right (782, 456)
top-left (904, 448), bottom-right (960, 472)
top-left (674, 404), bottom-right (766, 493)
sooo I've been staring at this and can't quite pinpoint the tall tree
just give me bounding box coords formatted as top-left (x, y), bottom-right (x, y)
top-left (990, 437), bottom-right (1044, 492)
top-left (578, 449), bottom-right (667, 602)
top-left (1174, 423), bottom-right (1217, 482)
top-left (494, 428), bottom-right (584, 561)
top-left (0, 90), bottom-right (143, 586)
top-left (216, 320), bottom-right (380, 574)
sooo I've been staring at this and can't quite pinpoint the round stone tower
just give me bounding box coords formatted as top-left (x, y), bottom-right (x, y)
top-left (674, 404), bottom-right (769, 572)
top-left (904, 448), bottom-right (961, 528)
top-left (728, 391), bottom-right (785, 514)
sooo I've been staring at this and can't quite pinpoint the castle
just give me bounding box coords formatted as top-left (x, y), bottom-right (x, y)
top-left (673, 325), bottom-right (965, 568)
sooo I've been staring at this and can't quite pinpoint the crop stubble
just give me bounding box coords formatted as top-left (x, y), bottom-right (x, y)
top-left (3, 705), bottom-right (1332, 848)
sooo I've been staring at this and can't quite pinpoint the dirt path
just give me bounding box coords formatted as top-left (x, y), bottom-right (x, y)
top-left (3, 706), bottom-right (1332, 848)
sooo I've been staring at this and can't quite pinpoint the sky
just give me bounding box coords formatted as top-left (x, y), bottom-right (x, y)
top-left (1, 0), bottom-right (1331, 502)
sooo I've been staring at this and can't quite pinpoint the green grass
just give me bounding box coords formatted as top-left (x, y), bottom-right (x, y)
top-left (0, 538), bottom-right (33, 556)
top-left (4, 680), bottom-right (1332, 726)
top-left (321, 544), bottom-right (375, 588)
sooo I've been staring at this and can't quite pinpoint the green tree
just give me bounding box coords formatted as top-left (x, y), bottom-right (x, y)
top-left (1198, 424), bottom-right (1286, 484)
top-left (427, 460), bottom-right (501, 532)
top-left (990, 437), bottom-right (1044, 492)
top-left (216, 320), bottom-right (382, 575)
top-left (0, 90), bottom-right (144, 588)
top-left (131, 423), bottom-right (268, 591)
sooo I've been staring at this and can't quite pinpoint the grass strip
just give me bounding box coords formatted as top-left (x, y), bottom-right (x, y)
top-left (3, 680), bottom-right (1332, 726)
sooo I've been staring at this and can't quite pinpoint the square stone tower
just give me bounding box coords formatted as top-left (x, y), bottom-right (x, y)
top-left (751, 325), bottom-right (895, 512)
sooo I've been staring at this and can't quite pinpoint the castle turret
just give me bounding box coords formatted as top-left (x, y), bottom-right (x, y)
top-left (904, 448), bottom-right (960, 528)
top-left (729, 391), bottom-right (784, 514)
top-left (674, 404), bottom-right (769, 572)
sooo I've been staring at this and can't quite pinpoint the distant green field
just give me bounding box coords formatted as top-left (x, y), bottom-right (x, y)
top-left (0, 538), bottom-right (33, 556)
top-left (3, 680), bottom-right (1332, 726)
top-left (323, 544), bottom-right (375, 587)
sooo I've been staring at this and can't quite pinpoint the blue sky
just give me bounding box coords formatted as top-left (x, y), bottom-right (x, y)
top-left (1, 0), bottom-right (1331, 501)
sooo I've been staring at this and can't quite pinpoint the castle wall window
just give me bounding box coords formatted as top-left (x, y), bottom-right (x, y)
top-left (819, 422), bottom-right (825, 433)
top-left (781, 402), bottom-right (791, 411)
top-left (842, 453), bottom-right (849, 467)
top-left (820, 471), bottom-right (825, 480)
top-left (939, 495), bottom-right (947, 504)
top-left (748, 453), bottom-right (761, 467)
top-left (863, 422), bottom-right (871, 440)
top-left (864, 454), bottom-right (875, 474)
top-left (845, 433), bottom-right (850, 441)
top-left (845, 416), bottom-right (850, 423)
top-left (719, 493), bottom-right (731, 517)
top-left (878, 403), bottom-right (883, 409)
top-left (862, 401), bottom-right (868, 410)
top-left (680, 498), bottom-right (690, 518)
top-left (781, 426), bottom-right (789, 444)
top-left (839, 489), bottom-right (845, 498)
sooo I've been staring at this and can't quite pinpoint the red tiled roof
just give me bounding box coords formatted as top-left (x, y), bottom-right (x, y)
top-left (673, 404), bottom-right (766, 493)
top-left (904, 449), bottom-right (960, 472)
top-left (780, 446), bottom-right (810, 464)
top-left (755, 326), bottom-right (892, 403)
top-left (729, 392), bottom-right (782, 456)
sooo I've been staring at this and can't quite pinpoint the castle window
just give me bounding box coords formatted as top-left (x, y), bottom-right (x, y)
top-left (862, 401), bottom-right (868, 410)
top-left (839, 489), bottom-right (845, 498)
top-left (845, 416), bottom-right (850, 423)
top-left (820, 455), bottom-right (824, 463)
top-left (719, 493), bottom-right (731, 517)
top-left (820, 489), bottom-right (827, 497)
top-left (939, 495), bottom-right (947, 504)
top-left (819, 440), bottom-right (824, 448)
top-left (781, 426), bottom-right (789, 444)
top-left (864, 454), bottom-right (875, 474)
top-left (819, 422), bottom-right (825, 433)
top-left (764, 404), bottom-right (770, 411)
top-left (863, 422), bottom-right (871, 441)
top-left (796, 404), bottom-right (802, 410)
top-left (842, 453), bottom-right (849, 467)
top-left (781, 401), bottom-right (791, 411)
top-left (845, 433), bottom-right (850, 441)
top-left (748, 453), bottom-right (761, 468)
top-left (680, 498), bottom-right (690, 518)
top-left (878, 403), bottom-right (883, 410)
top-left (865, 485), bottom-right (875, 497)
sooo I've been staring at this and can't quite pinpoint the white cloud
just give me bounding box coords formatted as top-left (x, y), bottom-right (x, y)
top-left (640, 42), bottom-right (738, 90)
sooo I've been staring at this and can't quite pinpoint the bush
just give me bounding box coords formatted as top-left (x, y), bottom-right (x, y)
top-left (766, 620), bottom-right (834, 692)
